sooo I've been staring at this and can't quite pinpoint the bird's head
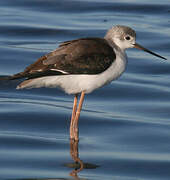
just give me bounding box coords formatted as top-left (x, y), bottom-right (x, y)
top-left (105, 25), bottom-right (167, 60)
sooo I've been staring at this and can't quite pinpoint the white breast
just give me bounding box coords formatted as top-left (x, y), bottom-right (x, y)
top-left (17, 49), bottom-right (127, 94)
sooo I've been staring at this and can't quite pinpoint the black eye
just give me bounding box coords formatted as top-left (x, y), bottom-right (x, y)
top-left (125, 36), bottom-right (131, 40)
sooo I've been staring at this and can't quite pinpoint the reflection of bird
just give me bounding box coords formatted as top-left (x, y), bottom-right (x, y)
top-left (66, 139), bottom-right (99, 179)
top-left (1, 25), bottom-right (166, 141)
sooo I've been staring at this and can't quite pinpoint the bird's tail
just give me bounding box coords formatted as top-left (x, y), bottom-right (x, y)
top-left (0, 76), bottom-right (12, 80)
top-left (0, 72), bottom-right (26, 81)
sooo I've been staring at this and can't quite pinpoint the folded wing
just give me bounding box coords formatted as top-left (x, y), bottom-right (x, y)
top-left (10, 38), bottom-right (116, 80)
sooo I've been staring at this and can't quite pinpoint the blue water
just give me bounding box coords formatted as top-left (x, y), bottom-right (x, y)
top-left (0, 0), bottom-right (170, 179)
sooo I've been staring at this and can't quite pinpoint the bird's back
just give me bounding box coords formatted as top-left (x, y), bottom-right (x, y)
top-left (8, 38), bottom-right (116, 81)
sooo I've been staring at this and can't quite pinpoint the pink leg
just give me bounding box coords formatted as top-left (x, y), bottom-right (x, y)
top-left (70, 94), bottom-right (78, 139)
top-left (73, 92), bottom-right (85, 141)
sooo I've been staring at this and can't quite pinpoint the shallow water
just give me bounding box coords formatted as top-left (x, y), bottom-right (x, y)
top-left (0, 0), bottom-right (170, 179)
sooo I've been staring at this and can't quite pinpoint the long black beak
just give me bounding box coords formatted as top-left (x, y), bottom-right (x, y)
top-left (134, 43), bottom-right (167, 60)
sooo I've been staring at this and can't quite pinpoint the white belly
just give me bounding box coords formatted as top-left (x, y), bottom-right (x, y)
top-left (17, 50), bottom-right (127, 94)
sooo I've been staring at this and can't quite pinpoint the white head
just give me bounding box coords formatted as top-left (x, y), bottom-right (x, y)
top-left (105, 25), bottom-right (166, 60)
top-left (105, 25), bottom-right (136, 50)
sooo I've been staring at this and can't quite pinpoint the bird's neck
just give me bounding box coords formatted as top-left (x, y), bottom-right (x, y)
top-left (104, 37), bottom-right (125, 53)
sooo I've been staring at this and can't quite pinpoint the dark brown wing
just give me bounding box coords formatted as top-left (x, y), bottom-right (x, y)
top-left (10, 38), bottom-right (116, 80)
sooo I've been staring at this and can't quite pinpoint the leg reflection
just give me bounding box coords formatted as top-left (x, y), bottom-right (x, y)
top-left (69, 139), bottom-right (84, 178)
top-left (68, 139), bottom-right (99, 179)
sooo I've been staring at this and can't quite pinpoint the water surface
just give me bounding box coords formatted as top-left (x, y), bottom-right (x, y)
top-left (0, 0), bottom-right (170, 179)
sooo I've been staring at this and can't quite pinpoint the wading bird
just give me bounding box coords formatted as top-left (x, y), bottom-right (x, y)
top-left (0, 25), bottom-right (166, 141)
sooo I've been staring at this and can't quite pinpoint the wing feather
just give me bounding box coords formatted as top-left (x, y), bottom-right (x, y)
top-left (11, 38), bottom-right (116, 80)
